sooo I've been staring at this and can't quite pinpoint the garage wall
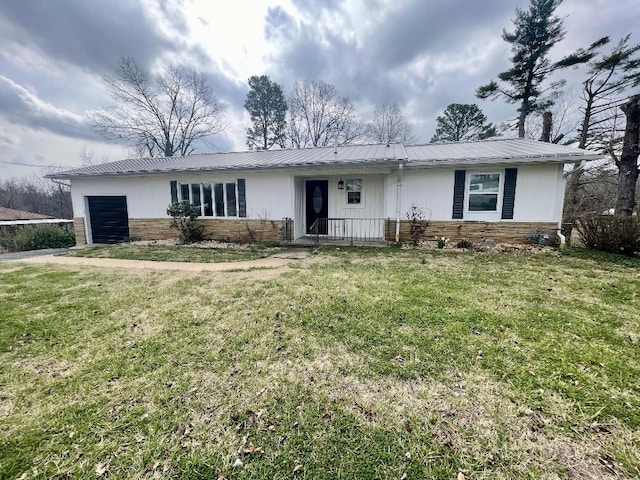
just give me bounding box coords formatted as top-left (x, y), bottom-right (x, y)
top-left (71, 171), bottom-right (295, 220)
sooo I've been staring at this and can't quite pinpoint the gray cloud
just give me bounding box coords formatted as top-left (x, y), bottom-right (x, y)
top-left (369, 0), bottom-right (517, 69)
top-left (0, 0), bottom-right (176, 72)
top-left (0, 75), bottom-right (99, 141)
top-left (264, 6), bottom-right (298, 41)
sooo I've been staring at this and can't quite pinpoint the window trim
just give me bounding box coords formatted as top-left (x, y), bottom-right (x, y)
top-left (464, 171), bottom-right (504, 216)
top-left (344, 177), bottom-right (365, 208)
top-left (178, 181), bottom-right (241, 218)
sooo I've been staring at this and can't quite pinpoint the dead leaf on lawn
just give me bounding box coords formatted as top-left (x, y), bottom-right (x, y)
top-left (322, 406), bottom-right (331, 423)
top-left (178, 423), bottom-right (193, 436)
top-left (232, 458), bottom-right (244, 468)
top-left (244, 442), bottom-right (264, 454)
top-left (293, 464), bottom-right (303, 474)
top-left (457, 472), bottom-right (466, 480)
top-left (95, 462), bottom-right (108, 476)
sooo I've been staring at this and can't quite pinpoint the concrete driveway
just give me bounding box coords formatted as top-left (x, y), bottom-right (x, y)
top-left (0, 248), bottom-right (72, 263)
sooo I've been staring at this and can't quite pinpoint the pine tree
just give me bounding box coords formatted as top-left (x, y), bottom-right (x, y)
top-left (244, 75), bottom-right (287, 150)
top-left (476, 0), bottom-right (595, 138)
top-left (430, 104), bottom-right (495, 142)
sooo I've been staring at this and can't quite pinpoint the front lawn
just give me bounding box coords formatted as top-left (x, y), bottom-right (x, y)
top-left (65, 242), bottom-right (280, 263)
top-left (1, 249), bottom-right (638, 479)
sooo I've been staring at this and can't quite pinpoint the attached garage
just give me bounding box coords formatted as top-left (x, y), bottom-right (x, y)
top-left (87, 196), bottom-right (129, 244)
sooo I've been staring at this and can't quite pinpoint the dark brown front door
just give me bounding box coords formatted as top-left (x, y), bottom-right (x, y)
top-left (306, 180), bottom-right (328, 234)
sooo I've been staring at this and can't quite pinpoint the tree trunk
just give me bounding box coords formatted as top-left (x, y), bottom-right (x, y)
top-left (615, 94), bottom-right (640, 218)
top-left (518, 108), bottom-right (527, 138)
top-left (540, 111), bottom-right (552, 142)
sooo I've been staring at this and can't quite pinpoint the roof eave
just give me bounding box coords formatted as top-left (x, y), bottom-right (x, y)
top-left (48, 158), bottom-right (408, 179)
top-left (406, 153), bottom-right (604, 168)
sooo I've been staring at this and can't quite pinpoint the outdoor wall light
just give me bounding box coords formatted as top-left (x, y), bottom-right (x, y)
top-left (338, 179), bottom-right (344, 190)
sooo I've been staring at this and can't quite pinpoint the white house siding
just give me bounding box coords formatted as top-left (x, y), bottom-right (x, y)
top-left (71, 170), bottom-right (294, 220)
top-left (387, 168), bottom-right (455, 221)
top-left (512, 164), bottom-right (564, 223)
top-left (385, 163), bottom-right (564, 224)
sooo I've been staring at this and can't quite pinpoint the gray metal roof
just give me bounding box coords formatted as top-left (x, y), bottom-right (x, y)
top-left (405, 138), bottom-right (603, 166)
top-left (47, 138), bottom-right (602, 179)
top-left (47, 143), bottom-right (408, 178)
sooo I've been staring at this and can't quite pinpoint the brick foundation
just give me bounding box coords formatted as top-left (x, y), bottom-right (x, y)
top-left (385, 220), bottom-right (558, 244)
top-left (73, 217), bottom-right (86, 245)
top-left (127, 218), bottom-right (286, 243)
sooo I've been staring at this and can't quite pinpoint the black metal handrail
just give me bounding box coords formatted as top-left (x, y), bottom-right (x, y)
top-left (310, 218), bottom-right (386, 246)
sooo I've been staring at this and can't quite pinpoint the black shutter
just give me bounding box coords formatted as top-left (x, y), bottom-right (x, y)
top-left (170, 181), bottom-right (178, 204)
top-left (501, 168), bottom-right (518, 219)
top-left (237, 179), bottom-right (247, 217)
top-left (452, 170), bottom-right (466, 219)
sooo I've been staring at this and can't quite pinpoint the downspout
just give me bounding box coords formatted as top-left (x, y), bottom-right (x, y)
top-left (395, 163), bottom-right (403, 243)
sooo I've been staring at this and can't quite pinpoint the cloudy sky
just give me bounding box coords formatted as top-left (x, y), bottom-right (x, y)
top-left (1, 0), bottom-right (638, 179)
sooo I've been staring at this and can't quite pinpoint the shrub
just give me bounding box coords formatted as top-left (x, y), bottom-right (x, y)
top-left (437, 237), bottom-right (447, 249)
top-left (167, 202), bottom-right (204, 244)
top-left (577, 215), bottom-right (640, 256)
top-left (406, 204), bottom-right (429, 247)
top-left (10, 225), bottom-right (75, 252)
top-left (455, 239), bottom-right (474, 249)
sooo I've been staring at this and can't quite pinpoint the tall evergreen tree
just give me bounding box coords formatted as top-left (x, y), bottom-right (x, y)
top-left (476, 0), bottom-right (595, 138)
top-left (244, 75), bottom-right (287, 150)
top-left (430, 104), bottom-right (496, 142)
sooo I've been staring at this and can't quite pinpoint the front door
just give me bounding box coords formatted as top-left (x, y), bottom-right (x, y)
top-left (305, 180), bottom-right (328, 234)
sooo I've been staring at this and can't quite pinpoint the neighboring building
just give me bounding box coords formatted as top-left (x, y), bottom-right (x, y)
top-left (0, 207), bottom-right (54, 223)
top-left (47, 139), bottom-right (603, 245)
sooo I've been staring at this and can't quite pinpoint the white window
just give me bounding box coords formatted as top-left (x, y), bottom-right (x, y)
top-left (346, 179), bottom-right (362, 205)
top-left (179, 182), bottom-right (239, 217)
top-left (467, 173), bottom-right (501, 212)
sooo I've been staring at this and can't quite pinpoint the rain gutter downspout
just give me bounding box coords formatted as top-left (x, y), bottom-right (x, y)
top-left (395, 162), bottom-right (404, 243)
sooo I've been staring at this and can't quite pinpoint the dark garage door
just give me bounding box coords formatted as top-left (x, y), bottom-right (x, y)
top-left (87, 196), bottom-right (129, 244)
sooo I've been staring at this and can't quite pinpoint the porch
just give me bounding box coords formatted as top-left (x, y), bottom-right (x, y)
top-left (292, 171), bottom-right (390, 242)
top-left (282, 217), bottom-right (391, 246)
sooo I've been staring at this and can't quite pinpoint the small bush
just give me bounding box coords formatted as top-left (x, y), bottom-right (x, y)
top-left (577, 215), bottom-right (640, 256)
top-left (9, 225), bottom-right (75, 252)
top-left (406, 204), bottom-right (429, 247)
top-left (455, 239), bottom-right (474, 249)
top-left (167, 202), bottom-right (204, 244)
top-left (437, 237), bottom-right (447, 249)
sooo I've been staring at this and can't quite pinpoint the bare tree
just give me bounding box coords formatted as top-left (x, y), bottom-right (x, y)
top-left (525, 89), bottom-right (580, 143)
top-left (562, 35), bottom-right (640, 236)
top-left (612, 94), bottom-right (640, 217)
top-left (0, 176), bottom-right (72, 219)
top-left (287, 80), bottom-right (366, 148)
top-left (89, 57), bottom-right (227, 157)
top-left (79, 147), bottom-right (111, 166)
top-left (367, 101), bottom-right (418, 144)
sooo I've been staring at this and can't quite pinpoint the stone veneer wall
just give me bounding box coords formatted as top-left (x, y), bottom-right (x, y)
top-left (385, 220), bottom-right (558, 244)
top-left (73, 217), bottom-right (86, 245)
top-left (128, 218), bottom-right (286, 243)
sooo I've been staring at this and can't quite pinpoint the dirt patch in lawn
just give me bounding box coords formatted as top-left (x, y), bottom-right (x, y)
top-left (13, 250), bottom-right (315, 273)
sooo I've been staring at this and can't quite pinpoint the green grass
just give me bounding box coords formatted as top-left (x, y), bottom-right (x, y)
top-left (1, 248), bottom-right (638, 479)
top-left (65, 242), bottom-right (280, 263)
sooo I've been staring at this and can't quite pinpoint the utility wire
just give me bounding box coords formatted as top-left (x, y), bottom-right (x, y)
top-left (0, 160), bottom-right (71, 168)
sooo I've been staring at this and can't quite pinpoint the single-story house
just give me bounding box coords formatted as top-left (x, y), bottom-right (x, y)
top-left (0, 207), bottom-right (53, 223)
top-left (47, 138), bottom-right (602, 245)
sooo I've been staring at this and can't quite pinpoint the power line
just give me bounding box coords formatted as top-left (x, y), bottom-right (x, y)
top-left (0, 160), bottom-right (68, 168)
